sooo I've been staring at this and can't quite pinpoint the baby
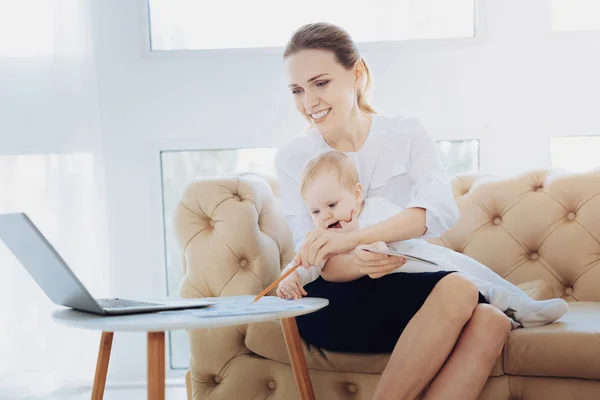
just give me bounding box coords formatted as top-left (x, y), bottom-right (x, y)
top-left (277, 150), bottom-right (568, 328)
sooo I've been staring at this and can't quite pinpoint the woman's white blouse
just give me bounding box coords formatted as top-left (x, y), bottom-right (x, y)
top-left (274, 114), bottom-right (460, 252)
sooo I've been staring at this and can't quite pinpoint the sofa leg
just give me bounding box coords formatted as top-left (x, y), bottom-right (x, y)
top-left (281, 317), bottom-right (315, 400)
top-left (91, 331), bottom-right (113, 400)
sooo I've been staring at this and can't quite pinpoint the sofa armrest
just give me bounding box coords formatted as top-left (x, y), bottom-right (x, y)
top-left (172, 173), bottom-right (295, 396)
top-left (173, 173), bottom-right (294, 298)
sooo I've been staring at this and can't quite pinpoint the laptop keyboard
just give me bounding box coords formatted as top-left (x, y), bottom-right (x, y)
top-left (97, 298), bottom-right (161, 308)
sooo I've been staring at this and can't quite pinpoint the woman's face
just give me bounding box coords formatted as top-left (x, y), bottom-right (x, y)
top-left (285, 49), bottom-right (359, 134)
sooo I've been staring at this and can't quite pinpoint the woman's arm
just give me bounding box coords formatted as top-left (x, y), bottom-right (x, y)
top-left (320, 244), bottom-right (408, 282)
top-left (353, 207), bottom-right (427, 245)
top-left (358, 120), bottom-right (458, 244)
top-left (299, 205), bottom-right (428, 269)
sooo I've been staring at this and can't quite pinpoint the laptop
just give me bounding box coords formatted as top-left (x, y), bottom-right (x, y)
top-left (0, 212), bottom-right (214, 315)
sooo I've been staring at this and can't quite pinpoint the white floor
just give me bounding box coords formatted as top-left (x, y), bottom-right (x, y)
top-left (45, 387), bottom-right (188, 400)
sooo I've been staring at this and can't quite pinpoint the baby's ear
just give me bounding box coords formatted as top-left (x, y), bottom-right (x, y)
top-left (355, 182), bottom-right (364, 203)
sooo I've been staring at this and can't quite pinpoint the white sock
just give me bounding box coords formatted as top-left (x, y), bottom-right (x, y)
top-left (478, 283), bottom-right (568, 328)
top-left (512, 297), bottom-right (569, 328)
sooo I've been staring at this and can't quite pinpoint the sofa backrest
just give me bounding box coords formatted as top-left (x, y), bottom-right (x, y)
top-left (427, 169), bottom-right (600, 302)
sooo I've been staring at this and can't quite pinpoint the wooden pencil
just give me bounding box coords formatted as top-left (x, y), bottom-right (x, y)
top-left (251, 261), bottom-right (301, 304)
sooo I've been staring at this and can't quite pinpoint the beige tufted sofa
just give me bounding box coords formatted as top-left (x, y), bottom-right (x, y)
top-left (174, 169), bottom-right (600, 400)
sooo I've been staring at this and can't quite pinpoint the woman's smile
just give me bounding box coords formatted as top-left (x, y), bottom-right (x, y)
top-left (309, 108), bottom-right (331, 124)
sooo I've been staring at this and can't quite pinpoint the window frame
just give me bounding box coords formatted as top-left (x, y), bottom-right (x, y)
top-left (551, 0), bottom-right (600, 33)
top-left (549, 134), bottom-right (600, 172)
top-left (435, 138), bottom-right (481, 176)
top-left (141, 0), bottom-right (482, 59)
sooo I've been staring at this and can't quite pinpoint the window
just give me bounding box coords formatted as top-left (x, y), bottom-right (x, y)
top-left (550, 136), bottom-right (600, 172)
top-left (160, 147), bottom-right (277, 368)
top-left (436, 139), bottom-right (480, 176)
top-left (0, 153), bottom-right (109, 392)
top-left (148, 0), bottom-right (475, 51)
top-left (0, 1), bottom-right (55, 57)
top-left (552, 0), bottom-right (600, 31)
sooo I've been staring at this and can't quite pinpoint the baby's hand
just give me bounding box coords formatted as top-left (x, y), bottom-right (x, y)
top-left (276, 271), bottom-right (307, 300)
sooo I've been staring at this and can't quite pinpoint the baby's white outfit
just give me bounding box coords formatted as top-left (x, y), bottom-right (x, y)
top-left (283, 197), bottom-right (568, 328)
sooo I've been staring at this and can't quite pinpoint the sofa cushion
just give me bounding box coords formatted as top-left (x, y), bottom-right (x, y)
top-left (246, 320), bottom-right (389, 373)
top-left (245, 319), bottom-right (504, 376)
top-left (504, 302), bottom-right (600, 380)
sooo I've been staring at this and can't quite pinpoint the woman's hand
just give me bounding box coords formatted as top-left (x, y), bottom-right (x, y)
top-left (355, 241), bottom-right (407, 279)
top-left (294, 229), bottom-right (359, 268)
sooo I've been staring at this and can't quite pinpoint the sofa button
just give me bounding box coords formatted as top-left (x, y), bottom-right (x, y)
top-left (268, 381), bottom-right (276, 390)
top-left (565, 287), bottom-right (573, 296)
top-left (493, 217), bottom-right (501, 225)
top-left (233, 194), bottom-right (241, 201)
top-left (213, 375), bottom-right (222, 384)
top-left (530, 252), bottom-right (539, 260)
top-left (347, 384), bottom-right (357, 393)
top-left (208, 220), bottom-right (215, 228)
top-left (240, 259), bottom-right (248, 268)
top-left (567, 212), bottom-right (576, 221)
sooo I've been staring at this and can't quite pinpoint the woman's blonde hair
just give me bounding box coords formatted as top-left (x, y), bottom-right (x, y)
top-left (283, 22), bottom-right (376, 115)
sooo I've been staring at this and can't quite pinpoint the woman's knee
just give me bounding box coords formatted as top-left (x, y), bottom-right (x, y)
top-left (468, 304), bottom-right (512, 353)
top-left (471, 304), bottom-right (512, 335)
top-left (429, 273), bottom-right (480, 320)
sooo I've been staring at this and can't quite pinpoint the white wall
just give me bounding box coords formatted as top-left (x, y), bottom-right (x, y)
top-left (89, 0), bottom-right (600, 383)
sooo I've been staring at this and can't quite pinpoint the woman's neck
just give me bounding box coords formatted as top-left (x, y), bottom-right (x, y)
top-left (322, 109), bottom-right (372, 153)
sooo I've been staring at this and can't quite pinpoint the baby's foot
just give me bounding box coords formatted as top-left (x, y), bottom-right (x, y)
top-left (512, 298), bottom-right (569, 328)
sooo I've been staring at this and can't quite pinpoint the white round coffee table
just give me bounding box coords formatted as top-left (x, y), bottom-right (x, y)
top-left (52, 295), bottom-right (328, 400)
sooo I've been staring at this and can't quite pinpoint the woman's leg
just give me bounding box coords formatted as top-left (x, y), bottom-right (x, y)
top-left (423, 304), bottom-right (512, 399)
top-left (430, 248), bottom-right (568, 328)
top-left (372, 273), bottom-right (480, 400)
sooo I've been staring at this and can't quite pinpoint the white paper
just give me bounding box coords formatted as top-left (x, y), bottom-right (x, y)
top-left (188, 295), bottom-right (312, 318)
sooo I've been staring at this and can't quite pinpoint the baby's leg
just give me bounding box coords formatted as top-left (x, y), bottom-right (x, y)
top-left (417, 245), bottom-right (568, 328)
top-left (409, 244), bottom-right (556, 299)
top-left (442, 251), bottom-right (529, 297)
top-left (390, 244), bottom-right (518, 311)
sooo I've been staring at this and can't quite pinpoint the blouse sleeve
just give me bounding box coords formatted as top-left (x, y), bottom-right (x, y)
top-left (280, 261), bottom-right (323, 286)
top-left (404, 121), bottom-right (460, 237)
top-left (274, 147), bottom-right (314, 253)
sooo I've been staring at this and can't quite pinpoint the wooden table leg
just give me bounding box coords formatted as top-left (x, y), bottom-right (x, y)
top-left (147, 332), bottom-right (165, 400)
top-left (91, 331), bottom-right (114, 400)
top-left (281, 317), bottom-right (315, 400)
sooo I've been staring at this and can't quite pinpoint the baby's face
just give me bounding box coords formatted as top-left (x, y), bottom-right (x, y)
top-left (302, 171), bottom-right (362, 233)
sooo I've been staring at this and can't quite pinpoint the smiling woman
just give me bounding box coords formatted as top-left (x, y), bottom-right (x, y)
top-left (274, 22), bottom-right (512, 400)
top-left (284, 25), bottom-right (376, 138)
